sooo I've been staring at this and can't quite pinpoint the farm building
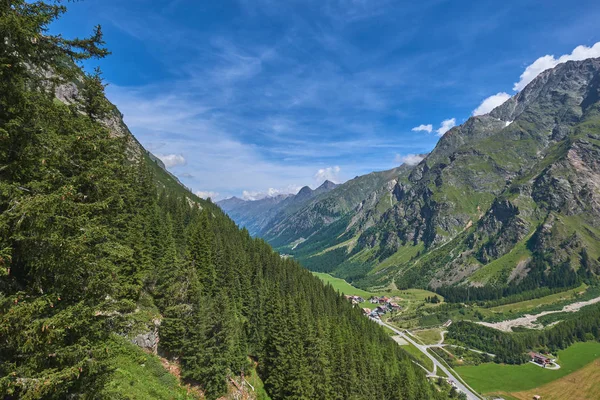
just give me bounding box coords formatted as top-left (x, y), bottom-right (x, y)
top-left (529, 352), bottom-right (551, 366)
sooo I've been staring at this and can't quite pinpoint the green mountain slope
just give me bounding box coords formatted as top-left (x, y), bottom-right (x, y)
top-left (0, 3), bottom-right (446, 400)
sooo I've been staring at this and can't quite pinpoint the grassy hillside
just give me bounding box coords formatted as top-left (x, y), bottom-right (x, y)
top-left (312, 272), bottom-right (376, 298)
top-left (100, 337), bottom-right (195, 400)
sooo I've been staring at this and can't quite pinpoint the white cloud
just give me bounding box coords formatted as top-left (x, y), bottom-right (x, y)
top-left (411, 124), bottom-right (433, 133)
top-left (436, 118), bottom-right (456, 136)
top-left (411, 120), bottom-right (455, 137)
top-left (472, 92), bottom-right (511, 116)
top-left (157, 153), bottom-right (186, 168)
top-left (314, 166), bottom-right (341, 183)
top-left (394, 153), bottom-right (424, 166)
top-left (513, 42), bottom-right (600, 91)
top-left (241, 185), bottom-right (302, 201)
top-left (195, 190), bottom-right (219, 200)
top-left (242, 190), bottom-right (273, 201)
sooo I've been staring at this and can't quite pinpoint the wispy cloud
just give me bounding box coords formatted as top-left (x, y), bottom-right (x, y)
top-left (395, 153), bottom-right (424, 166)
top-left (412, 119), bottom-right (456, 137)
top-left (157, 154), bottom-right (186, 168)
top-left (314, 166), bottom-right (341, 184)
top-left (195, 190), bottom-right (220, 200)
top-left (241, 185), bottom-right (302, 201)
top-left (412, 124), bottom-right (433, 133)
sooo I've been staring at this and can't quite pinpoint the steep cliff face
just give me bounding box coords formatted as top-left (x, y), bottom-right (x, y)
top-left (220, 58), bottom-right (600, 291)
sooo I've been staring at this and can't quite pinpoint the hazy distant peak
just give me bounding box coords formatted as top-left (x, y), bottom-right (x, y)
top-left (318, 180), bottom-right (338, 190)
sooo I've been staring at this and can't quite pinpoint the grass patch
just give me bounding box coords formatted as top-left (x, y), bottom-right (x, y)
top-left (372, 243), bottom-right (424, 273)
top-left (312, 272), bottom-right (376, 298)
top-left (247, 366), bottom-right (271, 400)
top-left (101, 336), bottom-right (194, 399)
top-left (312, 272), bottom-right (440, 300)
top-left (402, 341), bottom-right (434, 372)
top-left (312, 236), bottom-right (358, 256)
top-left (394, 288), bottom-right (444, 302)
top-left (455, 341), bottom-right (600, 394)
top-left (413, 328), bottom-right (444, 345)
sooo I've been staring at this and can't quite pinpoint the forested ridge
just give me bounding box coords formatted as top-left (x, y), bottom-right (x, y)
top-left (0, 2), bottom-right (445, 399)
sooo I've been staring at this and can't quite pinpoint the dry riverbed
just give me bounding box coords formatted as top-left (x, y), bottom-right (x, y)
top-left (477, 295), bottom-right (600, 332)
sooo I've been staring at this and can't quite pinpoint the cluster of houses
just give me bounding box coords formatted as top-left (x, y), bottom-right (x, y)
top-left (360, 296), bottom-right (402, 318)
top-left (342, 294), bottom-right (403, 318)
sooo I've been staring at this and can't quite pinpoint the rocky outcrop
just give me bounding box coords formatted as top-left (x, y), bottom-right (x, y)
top-left (472, 200), bottom-right (529, 263)
top-left (131, 318), bottom-right (161, 354)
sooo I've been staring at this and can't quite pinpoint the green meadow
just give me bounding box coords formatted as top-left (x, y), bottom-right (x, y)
top-left (455, 341), bottom-right (600, 394)
top-left (312, 272), bottom-right (377, 298)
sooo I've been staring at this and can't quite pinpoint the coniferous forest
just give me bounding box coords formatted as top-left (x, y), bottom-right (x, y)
top-left (0, 2), bottom-right (446, 399)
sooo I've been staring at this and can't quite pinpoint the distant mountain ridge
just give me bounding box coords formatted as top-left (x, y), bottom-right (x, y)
top-left (219, 58), bottom-right (600, 295)
top-left (217, 180), bottom-right (339, 236)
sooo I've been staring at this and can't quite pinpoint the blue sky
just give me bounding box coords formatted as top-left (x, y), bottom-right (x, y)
top-left (53, 0), bottom-right (600, 200)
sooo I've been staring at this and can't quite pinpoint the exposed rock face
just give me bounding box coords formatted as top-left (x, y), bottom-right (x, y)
top-left (131, 319), bottom-right (161, 354)
top-left (468, 199), bottom-right (529, 263)
top-left (532, 139), bottom-right (600, 221)
top-left (54, 76), bottom-right (144, 159)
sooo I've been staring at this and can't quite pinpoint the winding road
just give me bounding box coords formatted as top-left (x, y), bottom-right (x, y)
top-left (375, 320), bottom-right (481, 400)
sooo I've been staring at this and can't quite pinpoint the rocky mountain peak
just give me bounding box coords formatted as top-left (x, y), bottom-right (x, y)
top-left (319, 180), bottom-right (337, 190)
top-left (490, 57), bottom-right (600, 122)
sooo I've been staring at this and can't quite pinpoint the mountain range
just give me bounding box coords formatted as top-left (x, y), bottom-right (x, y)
top-left (218, 180), bottom-right (338, 236)
top-left (219, 57), bottom-right (600, 294)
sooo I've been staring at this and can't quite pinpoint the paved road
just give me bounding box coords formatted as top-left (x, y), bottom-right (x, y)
top-left (376, 319), bottom-right (481, 400)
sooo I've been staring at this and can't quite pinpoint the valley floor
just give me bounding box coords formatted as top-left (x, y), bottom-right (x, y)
top-left (315, 272), bottom-right (600, 399)
top-left (476, 293), bottom-right (600, 332)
